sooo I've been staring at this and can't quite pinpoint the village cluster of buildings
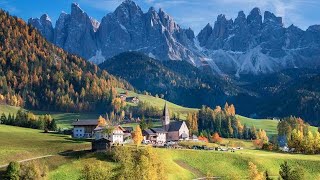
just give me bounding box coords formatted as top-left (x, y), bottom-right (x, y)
top-left (72, 103), bottom-right (191, 149)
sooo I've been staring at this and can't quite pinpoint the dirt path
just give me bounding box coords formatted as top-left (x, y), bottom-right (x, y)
top-left (0, 155), bottom-right (55, 169)
top-left (174, 160), bottom-right (205, 178)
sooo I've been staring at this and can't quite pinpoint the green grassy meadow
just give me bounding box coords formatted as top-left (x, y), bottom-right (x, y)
top-left (236, 115), bottom-right (279, 136)
top-left (1, 124), bottom-right (320, 179)
top-left (0, 125), bottom-right (90, 165)
top-left (160, 148), bottom-right (320, 179)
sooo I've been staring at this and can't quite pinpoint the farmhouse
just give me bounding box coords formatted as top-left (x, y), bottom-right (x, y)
top-left (127, 97), bottom-right (139, 104)
top-left (143, 102), bottom-right (189, 143)
top-left (143, 128), bottom-right (167, 144)
top-left (72, 119), bottom-right (99, 138)
top-left (94, 125), bottom-right (125, 144)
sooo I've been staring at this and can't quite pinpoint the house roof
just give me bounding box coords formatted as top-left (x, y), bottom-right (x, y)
top-left (93, 138), bottom-right (111, 143)
top-left (72, 119), bottom-right (98, 126)
top-left (151, 128), bottom-right (166, 133)
top-left (94, 125), bottom-right (125, 132)
top-left (168, 121), bottom-right (184, 132)
top-left (143, 129), bottom-right (156, 136)
top-left (122, 127), bottom-right (134, 132)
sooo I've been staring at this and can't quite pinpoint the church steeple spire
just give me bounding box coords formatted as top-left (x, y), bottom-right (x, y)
top-left (162, 101), bottom-right (170, 131)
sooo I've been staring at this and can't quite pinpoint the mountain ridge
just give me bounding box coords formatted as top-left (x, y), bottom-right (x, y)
top-left (28, 0), bottom-right (320, 76)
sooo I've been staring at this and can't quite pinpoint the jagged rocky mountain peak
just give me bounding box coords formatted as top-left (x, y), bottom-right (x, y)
top-left (307, 25), bottom-right (320, 32)
top-left (71, 2), bottom-right (84, 15)
top-left (115, 0), bottom-right (143, 16)
top-left (29, 1), bottom-right (320, 76)
top-left (263, 11), bottom-right (283, 26)
top-left (247, 7), bottom-right (262, 24)
top-left (40, 14), bottom-right (51, 22)
top-left (237, 11), bottom-right (246, 19)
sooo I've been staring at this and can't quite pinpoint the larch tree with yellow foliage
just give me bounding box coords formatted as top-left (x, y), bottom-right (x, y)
top-left (97, 115), bottom-right (107, 127)
top-left (133, 125), bottom-right (143, 146)
top-left (248, 162), bottom-right (264, 180)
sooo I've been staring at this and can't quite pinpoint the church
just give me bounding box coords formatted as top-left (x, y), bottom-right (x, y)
top-left (143, 102), bottom-right (189, 144)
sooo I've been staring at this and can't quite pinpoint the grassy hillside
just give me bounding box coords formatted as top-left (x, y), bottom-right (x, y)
top-left (0, 125), bottom-right (89, 165)
top-left (117, 88), bottom-right (198, 120)
top-left (49, 147), bottom-right (320, 180)
top-left (1, 125), bottom-right (320, 179)
top-left (0, 104), bottom-right (22, 116)
top-left (163, 148), bottom-right (320, 179)
top-left (237, 115), bottom-right (279, 136)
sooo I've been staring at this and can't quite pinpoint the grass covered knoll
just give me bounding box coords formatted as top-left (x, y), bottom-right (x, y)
top-left (237, 115), bottom-right (318, 137)
top-left (236, 115), bottom-right (279, 136)
top-left (0, 125), bottom-right (90, 165)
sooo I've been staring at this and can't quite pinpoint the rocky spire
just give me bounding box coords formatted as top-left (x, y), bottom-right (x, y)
top-left (263, 11), bottom-right (283, 27)
top-left (247, 7), bottom-right (262, 35)
top-left (197, 23), bottom-right (213, 47)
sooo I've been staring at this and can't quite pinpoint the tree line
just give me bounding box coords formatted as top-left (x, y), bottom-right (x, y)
top-left (0, 110), bottom-right (57, 131)
top-left (193, 103), bottom-right (268, 142)
top-left (277, 116), bottom-right (320, 154)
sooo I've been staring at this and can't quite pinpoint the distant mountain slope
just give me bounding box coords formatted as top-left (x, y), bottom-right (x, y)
top-left (245, 69), bottom-right (320, 125)
top-left (99, 52), bottom-right (248, 108)
top-left (100, 52), bottom-right (320, 125)
top-left (0, 10), bottom-right (131, 112)
top-left (29, 0), bottom-right (320, 76)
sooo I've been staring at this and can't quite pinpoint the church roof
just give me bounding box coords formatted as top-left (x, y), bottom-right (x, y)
top-left (168, 121), bottom-right (184, 132)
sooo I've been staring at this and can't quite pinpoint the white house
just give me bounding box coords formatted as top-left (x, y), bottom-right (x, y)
top-left (94, 126), bottom-right (125, 144)
top-left (72, 119), bottom-right (99, 138)
top-left (142, 128), bottom-right (167, 144)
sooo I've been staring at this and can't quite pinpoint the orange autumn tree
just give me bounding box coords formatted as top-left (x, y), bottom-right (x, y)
top-left (198, 136), bottom-right (209, 143)
top-left (212, 132), bottom-right (222, 143)
top-left (133, 125), bottom-right (143, 146)
top-left (97, 116), bottom-right (107, 127)
top-left (224, 103), bottom-right (236, 116)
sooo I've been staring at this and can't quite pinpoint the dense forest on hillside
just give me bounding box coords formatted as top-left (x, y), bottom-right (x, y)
top-left (99, 52), bottom-right (242, 108)
top-left (100, 52), bottom-right (320, 125)
top-left (0, 10), bottom-right (132, 112)
top-left (240, 69), bottom-right (320, 125)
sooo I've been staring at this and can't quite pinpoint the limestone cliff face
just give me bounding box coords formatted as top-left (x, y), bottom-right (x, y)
top-left (29, 1), bottom-right (320, 76)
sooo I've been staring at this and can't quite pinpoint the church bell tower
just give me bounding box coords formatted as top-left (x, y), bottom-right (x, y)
top-left (162, 102), bottom-right (170, 131)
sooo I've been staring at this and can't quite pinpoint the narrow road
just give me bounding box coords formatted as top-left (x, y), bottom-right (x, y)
top-left (0, 155), bottom-right (55, 169)
top-left (174, 160), bottom-right (222, 180)
top-left (174, 160), bottom-right (205, 178)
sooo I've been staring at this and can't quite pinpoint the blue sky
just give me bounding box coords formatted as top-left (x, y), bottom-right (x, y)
top-left (1, 0), bottom-right (319, 33)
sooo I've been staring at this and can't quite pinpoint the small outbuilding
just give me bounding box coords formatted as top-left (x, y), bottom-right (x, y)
top-left (92, 138), bottom-right (111, 152)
